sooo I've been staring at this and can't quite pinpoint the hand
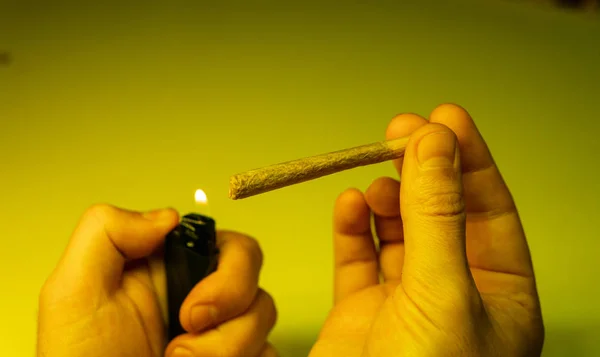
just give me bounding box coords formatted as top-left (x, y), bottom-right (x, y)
top-left (37, 205), bottom-right (278, 357)
top-left (309, 104), bottom-right (544, 356)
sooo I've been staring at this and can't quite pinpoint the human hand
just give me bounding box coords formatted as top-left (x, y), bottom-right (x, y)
top-left (37, 205), bottom-right (278, 357)
top-left (309, 104), bottom-right (544, 356)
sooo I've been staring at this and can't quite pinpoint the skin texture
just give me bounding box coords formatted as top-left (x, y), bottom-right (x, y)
top-left (309, 104), bottom-right (544, 357)
top-left (37, 205), bottom-right (278, 357)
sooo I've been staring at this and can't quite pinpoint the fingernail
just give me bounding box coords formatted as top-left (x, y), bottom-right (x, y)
top-left (142, 208), bottom-right (173, 221)
top-left (190, 305), bottom-right (217, 332)
top-left (417, 131), bottom-right (456, 169)
top-left (171, 347), bottom-right (193, 357)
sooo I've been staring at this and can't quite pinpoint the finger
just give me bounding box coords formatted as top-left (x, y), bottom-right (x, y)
top-left (179, 230), bottom-right (263, 333)
top-left (364, 177), bottom-right (404, 282)
top-left (333, 188), bottom-right (378, 303)
top-left (167, 288), bottom-right (277, 357)
top-left (428, 103), bottom-right (517, 216)
top-left (385, 113), bottom-right (428, 176)
top-left (428, 103), bottom-right (534, 276)
top-left (54, 204), bottom-right (179, 294)
top-left (399, 123), bottom-right (478, 301)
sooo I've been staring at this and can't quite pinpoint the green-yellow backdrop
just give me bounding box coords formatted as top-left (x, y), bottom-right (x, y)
top-left (1, 0), bottom-right (599, 356)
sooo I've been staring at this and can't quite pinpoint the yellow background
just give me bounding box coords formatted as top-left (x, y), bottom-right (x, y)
top-left (1, 0), bottom-right (599, 356)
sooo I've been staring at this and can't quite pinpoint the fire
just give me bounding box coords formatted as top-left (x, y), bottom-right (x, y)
top-left (194, 189), bottom-right (208, 205)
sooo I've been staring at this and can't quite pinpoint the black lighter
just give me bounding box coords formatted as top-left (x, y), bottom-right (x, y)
top-left (164, 213), bottom-right (219, 341)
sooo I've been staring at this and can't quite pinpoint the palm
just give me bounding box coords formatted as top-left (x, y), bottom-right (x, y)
top-left (66, 258), bottom-right (167, 357)
top-left (108, 258), bottom-right (167, 356)
top-left (311, 284), bottom-right (390, 356)
top-left (312, 208), bottom-right (539, 357)
top-left (466, 214), bottom-right (542, 349)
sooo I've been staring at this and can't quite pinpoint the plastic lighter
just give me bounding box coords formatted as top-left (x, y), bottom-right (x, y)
top-left (164, 213), bottom-right (219, 341)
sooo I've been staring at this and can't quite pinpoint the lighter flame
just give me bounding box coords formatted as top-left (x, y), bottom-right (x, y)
top-left (194, 189), bottom-right (208, 205)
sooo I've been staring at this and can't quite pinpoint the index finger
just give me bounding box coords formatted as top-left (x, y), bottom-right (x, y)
top-left (52, 205), bottom-right (179, 295)
top-left (179, 230), bottom-right (263, 333)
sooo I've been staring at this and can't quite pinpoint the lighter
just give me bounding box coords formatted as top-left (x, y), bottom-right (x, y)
top-left (164, 213), bottom-right (219, 341)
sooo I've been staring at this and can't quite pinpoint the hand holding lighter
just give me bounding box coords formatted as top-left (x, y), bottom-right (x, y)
top-left (164, 213), bottom-right (219, 341)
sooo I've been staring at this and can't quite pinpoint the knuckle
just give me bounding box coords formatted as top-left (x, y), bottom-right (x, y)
top-left (239, 235), bottom-right (264, 267)
top-left (435, 102), bottom-right (468, 116)
top-left (410, 174), bottom-right (465, 218)
top-left (419, 192), bottom-right (464, 218)
top-left (258, 289), bottom-right (278, 329)
top-left (82, 203), bottom-right (115, 225)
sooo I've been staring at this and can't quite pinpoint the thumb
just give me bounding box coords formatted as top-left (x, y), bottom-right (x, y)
top-left (399, 123), bottom-right (475, 299)
top-left (54, 204), bottom-right (179, 294)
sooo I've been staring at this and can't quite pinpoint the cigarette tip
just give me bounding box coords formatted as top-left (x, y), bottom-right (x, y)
top-left (228, 176), bottom-right (239, 200)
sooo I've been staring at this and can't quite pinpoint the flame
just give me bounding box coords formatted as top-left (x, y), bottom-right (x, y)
top-left (194, 189), bottom-right (208, 205)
